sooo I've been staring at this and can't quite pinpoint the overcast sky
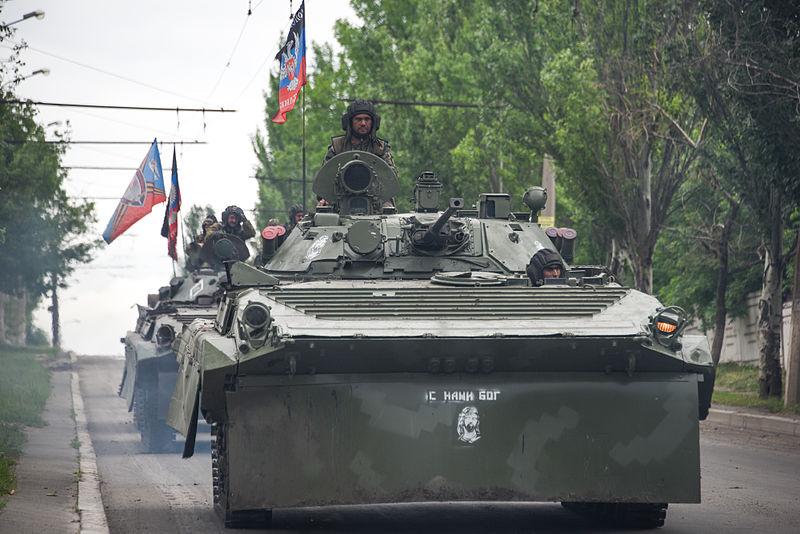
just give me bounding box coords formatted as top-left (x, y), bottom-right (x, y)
top-left (5, 0), bottom-right (355, 354)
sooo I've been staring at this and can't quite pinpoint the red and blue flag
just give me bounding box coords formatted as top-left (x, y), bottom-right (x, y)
top-left (271, 1), bottom-right (306, 124)
top-left (102, 139), bottom-right (166, 244)
top-left (160, 148), bottom-right (181, 260)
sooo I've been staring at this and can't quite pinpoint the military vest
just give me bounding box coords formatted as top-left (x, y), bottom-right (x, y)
top-left (330, 135), bottom-right (387, 157)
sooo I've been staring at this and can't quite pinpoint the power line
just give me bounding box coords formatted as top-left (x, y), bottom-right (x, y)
top-left (13, 42), bottom-right (211, 105)
top-left (233, 55), bottom-right (271, 104)
top-left (338, 97), bottom-right (503, 109)
top-left (16, 140), bottom-right (208, 145)
top-left (205, 6), bottom-right (253, 103)
top-left (66, 106), bottom-right (182, 139)
top-left (0, 99), bottom-right (235, 113)
top-left (62, 166), bottom-right (174, 171)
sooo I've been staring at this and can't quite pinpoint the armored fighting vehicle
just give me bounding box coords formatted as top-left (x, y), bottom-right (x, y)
top-left (168, 151), bottom-right (714, 528)
top-left (120, 269), bottom-right (224, 452)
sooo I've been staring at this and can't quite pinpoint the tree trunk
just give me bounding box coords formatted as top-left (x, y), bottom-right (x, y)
top-left (489, 160), bottom-right (504, 193)
top-left (0, 291), bottom-right (6, 345)
top-left (710, 200), bottom-right (740, 366)
top-left (51, 273), bottom-right (61, 349)
top-left (785, 229), bottom-right (800, 406)
top-left (632, 148), bottom-right (653, 293)
top-left (6, 290), bottom-right (28, 346)
top-left (757, 194), bottom-right (784, 398)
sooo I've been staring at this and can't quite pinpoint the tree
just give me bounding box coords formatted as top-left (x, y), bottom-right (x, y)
top-left (689, 0), bottom-right (800, 397)
top-left (183, 204), bottom-right (215, 243)
top-left (0, 25), bottom-right (98, 346)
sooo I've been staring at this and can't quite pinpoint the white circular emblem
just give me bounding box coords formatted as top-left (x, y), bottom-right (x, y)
top-left (457, 406), bottom-right (481, 444)
top-left (304, 234), bottom-right (330, 262)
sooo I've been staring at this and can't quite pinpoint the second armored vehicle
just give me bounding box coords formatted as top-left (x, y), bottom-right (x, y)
top-left (120, 269), bottom-right (223, 451)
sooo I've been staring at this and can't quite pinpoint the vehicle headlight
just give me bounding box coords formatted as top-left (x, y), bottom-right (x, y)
top-left (243, 303), bottom-right (271, 329)
top-left (650, 306), bottom-right (687, 347)
top-left (156, 325), bottom-right (175, 347)
top-left (238, 303), bottom-right (272, 352)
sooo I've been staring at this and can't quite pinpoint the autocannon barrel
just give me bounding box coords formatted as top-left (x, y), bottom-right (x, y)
top-left (426, 198), bottom-right (464, 239)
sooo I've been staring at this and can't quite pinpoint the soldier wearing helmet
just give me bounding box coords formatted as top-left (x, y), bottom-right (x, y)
top-left (206, 205), bottom-right (256, 242)
top-left (526, 249), bottom-right (565, 286)
top-left (324, 99), bottom-right (397, 176)
top-left (285, 204), bottom-right (304, 231)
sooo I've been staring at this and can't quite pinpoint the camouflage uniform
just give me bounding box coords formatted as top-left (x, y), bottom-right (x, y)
top-left (323, 99), bottom-right (398, 176)
top-left (206, 206), bottom-right (256, 242)
top-left (324, 135), bottom-right (397, 176)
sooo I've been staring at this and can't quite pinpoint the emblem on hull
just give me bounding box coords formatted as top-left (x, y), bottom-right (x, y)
top-left (457, 406), bottom-right (481, 444)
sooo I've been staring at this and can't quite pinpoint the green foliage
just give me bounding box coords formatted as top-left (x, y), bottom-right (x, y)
top-left (0, 344), bottom-right (51, 497)
top-left (0, 348), bottom-right (50, 426)
top-left (0, 346), bottom-right (52, 498)
top-left (0, 24), bottom-right (98, 343)
top-left (25, 326), bottom-right (50, 347)
top-left (711, 363), bottom-right (800, 414)
top-left (253, 0), bottom-right (794, 335)
top-left (183, 204), bottom-right (215, 242)
top-left (715, 362), bottom-right (760, 394)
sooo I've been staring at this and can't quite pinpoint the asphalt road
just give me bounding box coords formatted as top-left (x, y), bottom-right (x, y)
top-left (78, 355), bottom-right (800, 534)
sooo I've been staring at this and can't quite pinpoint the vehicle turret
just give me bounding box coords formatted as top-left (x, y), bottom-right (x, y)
top-left (408, 197), bottom-right (465, 250)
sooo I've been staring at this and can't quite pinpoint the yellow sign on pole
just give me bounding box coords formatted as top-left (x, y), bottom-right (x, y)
top-left (538, 215), bottom-right (555, 228)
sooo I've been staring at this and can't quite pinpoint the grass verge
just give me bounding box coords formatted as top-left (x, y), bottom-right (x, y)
top-left (712, 362), bottom-right (800, 415)
top-left (0, 346), bottom-right (52, 503)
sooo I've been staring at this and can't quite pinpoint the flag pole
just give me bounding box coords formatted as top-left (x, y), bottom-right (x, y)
top-left (301, 87), bottom-right (307, 212)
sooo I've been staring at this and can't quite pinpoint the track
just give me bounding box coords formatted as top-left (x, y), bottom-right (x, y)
top-left (77, 356), bottom-right (800, 533)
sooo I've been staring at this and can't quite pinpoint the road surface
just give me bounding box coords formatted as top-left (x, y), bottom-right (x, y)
top-left (77, 355), bottom-right (800, 533)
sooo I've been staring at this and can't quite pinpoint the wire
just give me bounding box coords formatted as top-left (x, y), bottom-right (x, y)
top-left (204, 5), bottom-right (253, 103)
top-left (0, 99), bottom-right (235, 112)
top-left (338, 97), bottom-right (503, 109)
top-left (68, 143), bottom-right (144, 163)
top-left (62, 166), bottom-right (173, 171)
top-left (233, 55), bottom-right (271, 104)
top-left (14, 140), bottom-right (208, 145)
top-left (67, 107), bottom-right (181, 139)
top-left (12, 42), bottom-right (211, 105)
top-left (233, 0), bottom-right (300, 104)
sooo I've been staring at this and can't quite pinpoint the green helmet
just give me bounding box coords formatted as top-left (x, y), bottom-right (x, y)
top-left (341, 99), bottom-right (381, 134)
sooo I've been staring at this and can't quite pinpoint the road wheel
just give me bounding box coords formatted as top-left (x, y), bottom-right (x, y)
top-left (211, 421), bottom-right (271, 528)
top-left (211, 422), bottom-right (228, 515)
top-left (561, 502), bottom-right (668, 528)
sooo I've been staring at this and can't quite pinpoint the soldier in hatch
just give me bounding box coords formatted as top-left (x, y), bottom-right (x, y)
top-left (526, 249), bottom-right (565, 286)
top-left (285, 204), bottom-right (304, 232)
top-left (206, 205), bottom-right (256, 242)
top-left (323, 99), bottom-right (398, 176)
top-left (184, 214), bottom-right (218, 271)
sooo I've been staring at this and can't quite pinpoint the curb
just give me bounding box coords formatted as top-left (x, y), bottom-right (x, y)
top-left (706, 407), bottom-right (800, 437)
top-left (70, 353), bottom-right (110, 534)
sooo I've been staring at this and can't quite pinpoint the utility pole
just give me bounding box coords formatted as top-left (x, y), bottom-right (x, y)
top-left (540, 155), bottom-right (557, 228)
top-left (785, 230), bottom-right (800, 406)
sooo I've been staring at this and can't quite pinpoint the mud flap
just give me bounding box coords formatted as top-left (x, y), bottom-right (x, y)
top-left (167, 355), bottom-right (201, 440)
top-left (182, 386), bottom-right (200, 459)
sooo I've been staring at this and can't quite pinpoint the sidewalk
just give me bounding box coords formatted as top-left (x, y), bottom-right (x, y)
top-left (0, 364), bottom-right (80, 533)
top-left (706, 403), bottom-right (800, 437)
